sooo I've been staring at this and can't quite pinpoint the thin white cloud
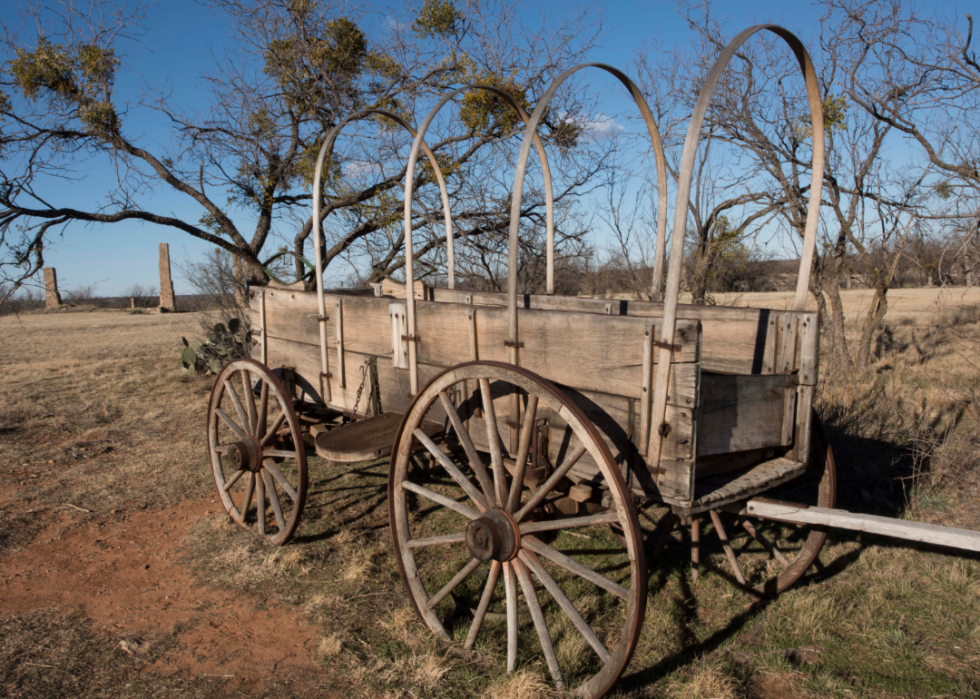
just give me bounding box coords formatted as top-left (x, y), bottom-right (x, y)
top-left (383, 15), bottom-right (409, 32)
top-left (343, 160), bottom-right (382, 177)
top-left (578, 113), bottom-right (626, 142)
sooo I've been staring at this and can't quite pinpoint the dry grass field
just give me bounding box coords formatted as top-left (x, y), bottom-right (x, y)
top-left (2, 289), bottom-right (979, 698)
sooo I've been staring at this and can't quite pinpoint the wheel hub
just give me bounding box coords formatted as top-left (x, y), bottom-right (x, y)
top-left (466, 508), bottom-right (521, 562)
top-left (227, 438), bottom-right (261, 472)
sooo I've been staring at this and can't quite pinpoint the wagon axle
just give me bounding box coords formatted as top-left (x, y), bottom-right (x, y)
top-left (465, 508), bottom-right (521, 562)
top-left (226, 438), bottom-right (261, 473)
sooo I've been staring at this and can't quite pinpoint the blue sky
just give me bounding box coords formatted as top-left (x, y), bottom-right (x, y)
top-left (1, 0), bottom-right (936, 295)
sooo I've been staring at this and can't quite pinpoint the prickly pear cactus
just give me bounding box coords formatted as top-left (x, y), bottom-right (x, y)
top-left (179, 315), bottom-right (250, 374)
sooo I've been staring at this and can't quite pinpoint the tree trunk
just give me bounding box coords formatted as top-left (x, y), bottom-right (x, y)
top-left (855, 283), bottom-right (888, 371)
top-left (691, 237), bottom-right (710, 305)
top-left (818, 251), bottom-right (853, 376)
top-left (233, 254), bottom-right (249, 311)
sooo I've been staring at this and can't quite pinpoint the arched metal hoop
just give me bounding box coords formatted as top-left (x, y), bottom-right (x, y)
top-left (309, 109), bottom-right (454, 400)
top-left (401, 84), bottom-right (558, 394)
top-left (647, 25), bottom-right (825, 464)
top-left (505, 64), bottom-right (671, 360)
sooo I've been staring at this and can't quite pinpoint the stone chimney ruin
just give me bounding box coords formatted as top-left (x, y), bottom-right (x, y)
top-left (159, 243), bottom-right (176, 311)
top-left (44, 268), bottom-right (62, 308)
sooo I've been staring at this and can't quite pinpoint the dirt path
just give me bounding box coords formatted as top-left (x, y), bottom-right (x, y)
top-left (0, 498), bottom-right (328, 694)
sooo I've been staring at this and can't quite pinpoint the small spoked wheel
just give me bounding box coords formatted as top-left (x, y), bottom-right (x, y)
top-left (389, 361), bottom-right (646, 698)
top-left (679, 412), bottom-right (837, 596)
top-left (207, 358), bottom-right (308, 546)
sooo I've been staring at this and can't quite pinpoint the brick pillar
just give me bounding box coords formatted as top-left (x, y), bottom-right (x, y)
top-left (44, 268), bottom-right (62, 308)
top-left (159, 243), bottom-right (176, 310)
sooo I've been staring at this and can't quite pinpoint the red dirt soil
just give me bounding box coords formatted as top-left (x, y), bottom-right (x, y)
top-left (0, 499), bottom-right (330, 694)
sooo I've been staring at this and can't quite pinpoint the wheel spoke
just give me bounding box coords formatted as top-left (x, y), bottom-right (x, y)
top-left (464, 559), bottom-right (502, 650)
top-left (261, 412), bottom-right (286, 446)
top-left (514, 558), bottom-right (565, 690)
top-left (406, 532), bottom-right (466, 549)
top-left (479, 378), bottom-right (507, 507)
top-left (221, 468), bottom-right (245, 492)
top-left (262, 470), bottom-right (286, 531)
top-left (439, 391), bottom-right (495, 502)
top-left (256, 380), bottom-right (269, 439)
top-left (256, 469), bottom-right (266, 537)
top-left (514, 444), bottom-right (587, 522)
top-left (519, 512), bottom-right (620, 535)
top-left (414, 429), bottom-right (490, 511)
top-left (709, 509), bottom-right (746, 585)
top-left (523, 535), bottom-right (628, 600)
top-left (401, 480), bottom-right (480, 520)
top-left (237, 472), bottom-right (255, 521)
top-left (263, 458), bottom-right (298, 501)
top-left (214, 444), bottom-right (231, 454)
top-left (426, 558), bottom-right (482, 610)
top-left (506, 394), bottom-right (538, 512)
top-left (263, 448), bottom-right (298, 459)
top-left (520, 551), bottom-right (610, 663)
top-left (741, 518), bottom-right (790, 568)
top-left (224, 380), bottom-right (250, 434)
top-left (216, 407), bottom-right (247, 441)
top-left (241, 370), bottom-right (258, 432)
top-left (504, 561), bottom-right (518, 673)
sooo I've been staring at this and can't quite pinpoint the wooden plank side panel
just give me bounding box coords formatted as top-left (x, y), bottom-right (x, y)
top-left (432, 288), bottom-right (788, 375)
top-left (264, 286), bottom-right (792, 376)
top-left (260, 336), bottom-right (446, 420)
top-left (798, 312), bottom-right (819, 386)
top-left (262, 290), bottom-right (393, 357)
top-left (794, 385), bottom-right (815, 463)
top-left (696, 373), bottom-right (795, 457)
top-left (413, 302), bottom-right (698, 399)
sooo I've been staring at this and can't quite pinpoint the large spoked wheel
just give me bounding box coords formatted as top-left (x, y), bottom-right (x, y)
top-left (687, 412), bottom-right (837, 596)
top-left (389, 361), bottom-right (646, 698)
top-left (207, 358), bottom-right (308, 546)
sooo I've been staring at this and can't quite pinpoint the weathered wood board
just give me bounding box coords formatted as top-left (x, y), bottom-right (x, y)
top-left (746, 500), bottom-right (980, 553)
top-left (697, 373), bottom-right (794, 457)
top-left (253, 287), bottom-right (700, 401)
top-left (431, 287), bottom-right (817, 376)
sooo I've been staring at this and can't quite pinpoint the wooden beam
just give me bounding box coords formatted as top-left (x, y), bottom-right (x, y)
top-left (335, 298), bottom-right (345, 388)
top-left (746, 500), bottom-right (980, 553)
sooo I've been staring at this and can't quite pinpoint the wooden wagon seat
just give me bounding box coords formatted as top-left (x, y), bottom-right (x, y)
top-left (314, 412), bottom-right (442, 463)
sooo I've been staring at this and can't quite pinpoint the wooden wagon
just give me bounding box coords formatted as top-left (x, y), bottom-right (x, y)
top-left (205, 25), bottom-right (980, 698)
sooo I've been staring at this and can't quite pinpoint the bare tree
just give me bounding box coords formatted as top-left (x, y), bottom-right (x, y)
top-left (636, 2), bottom-right (954, 373)
top-left (824, 1), bottom-right (979, 284)
top-left (0, 0), bottom-right (611, 305)
top-left (126, 282), bottom-right (157, 308)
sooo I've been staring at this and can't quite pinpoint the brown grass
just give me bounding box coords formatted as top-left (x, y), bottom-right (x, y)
top-left (481, 670), bottom-right (559, 699)
top-left (0, 311), bottom-right (211, 543)
top-left (0, 607), bottom-right (218, 698)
